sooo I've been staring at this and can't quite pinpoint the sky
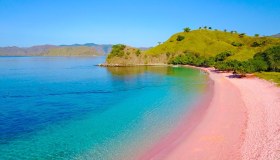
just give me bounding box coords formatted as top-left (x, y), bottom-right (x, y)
top-left (0, 0), bottom-right (279, 47)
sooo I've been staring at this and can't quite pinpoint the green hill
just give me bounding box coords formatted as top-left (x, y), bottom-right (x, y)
top-left (105, 29), bottom-right (280, 65)
top-left (146, 30), bottom-right (280, 60)
top-left (105, 29), bottom-right (280, 85)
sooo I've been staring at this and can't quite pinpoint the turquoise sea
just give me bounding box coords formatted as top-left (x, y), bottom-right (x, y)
top-left (0, 57), bottom-right (208, 160)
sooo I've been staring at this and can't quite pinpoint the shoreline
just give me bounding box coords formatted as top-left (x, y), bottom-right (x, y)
top-left (139, 66), bottom-right (280, 160)
top-left (138, 66), bottom-right (215, 160)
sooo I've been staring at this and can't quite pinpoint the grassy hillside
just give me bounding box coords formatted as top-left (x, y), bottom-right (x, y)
top-left (255, 72), bottom-right (280, 86)
top-left (106, 29), bottom-right (280, 65)
top-left (146, 30), bottom-right (280, 61)
top-left (43, 46), bottom-right (102, 56)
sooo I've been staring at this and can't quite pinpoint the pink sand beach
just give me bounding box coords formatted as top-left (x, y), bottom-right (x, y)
top-left (140, 67), bottom-right (280, 160)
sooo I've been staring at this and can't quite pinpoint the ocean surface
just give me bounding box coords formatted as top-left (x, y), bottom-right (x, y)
top-left (0, 57), bottom-right (208, 160)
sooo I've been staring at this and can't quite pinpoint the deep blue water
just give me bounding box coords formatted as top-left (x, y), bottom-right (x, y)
top-left (0, 57), bottom-right (207, 160)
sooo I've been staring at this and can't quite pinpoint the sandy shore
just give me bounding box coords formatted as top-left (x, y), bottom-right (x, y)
top-left (140, 67), bottom-right (280, 160)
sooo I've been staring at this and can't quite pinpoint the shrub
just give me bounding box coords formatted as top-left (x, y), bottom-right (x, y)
top-left (204, 57), bottom-right (215, 66)
top-left (136, 49), bottom-right (141, 56)
top-left (214, 46), bottom-right (279, 73)
top-left (247, 58), bottom-right (268, 72)
top-left (169, 53), bottom-right (208, 67)
top-left (176, 35), bottom-right (185, 41)
top-left (168, 46), bottom-right (279, 74)
top-left (231, 42), bottom-right (243, 47)
top-left (254, 46), bottom-right (280, 71)
top-left (214, 51), bottom-right (233, 62)
top-left (251, 41), bottom-right (266, 47)
top-left (166, 52), bottom-right (171, 57)
top-left (239, 33), bottom-right (246, 38)
top-left (215, 60), bottom-right (241, 72)
top-left (251, 41), bottom-right (262, 47)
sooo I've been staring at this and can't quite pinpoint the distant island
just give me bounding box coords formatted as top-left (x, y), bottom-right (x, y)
top-left (0, 43), bottom-right (113, 56)
top-left (103, 28), bottom-right (280, 85)
top-left (271, 33), bottom-right (280, 38)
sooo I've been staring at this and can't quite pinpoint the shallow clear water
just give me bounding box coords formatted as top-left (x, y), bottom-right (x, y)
top-left (0, 57), bottom-right (208, 160)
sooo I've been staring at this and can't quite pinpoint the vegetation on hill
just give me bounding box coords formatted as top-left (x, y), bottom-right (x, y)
top-left (145, 29), bottom-right (280, 61)
top-left (105, 28), bottom-right (280, 84)
top-left (106, 44), bottom-right (146, 65)
top-left (169, 45), bottom-right (280, 73)
top-left (106, 29), bottom-right (280, 66)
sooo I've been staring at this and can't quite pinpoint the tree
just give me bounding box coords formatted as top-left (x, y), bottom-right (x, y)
top-left (214, 51), bottom-right (233, 62)
top-left (183, 27), bottom-right (191, 32)
top-left (199, 27), bottom-right (202, 30)
top-left (247, 58), bottom-right (268, 72)
top-left (204, 57), bottom-right (215, 66)
top-left (208, 27), bottom-right (212, 30)
top-left (136, 49), bottom-right (141, 56)
top-left (107, 44), bottom-right (126, 58)
top-left (254, 46), bottom-right (280, 71)
top-left (204, 26), bottom-right (207, 29)
top-left (254, 34), bottom-right (259, 37)
top-left (224, 29), bottom-right (227, 32)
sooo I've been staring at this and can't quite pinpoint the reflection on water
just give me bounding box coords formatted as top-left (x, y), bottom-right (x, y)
top-left (107, 66), bottom-right (172, 76)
